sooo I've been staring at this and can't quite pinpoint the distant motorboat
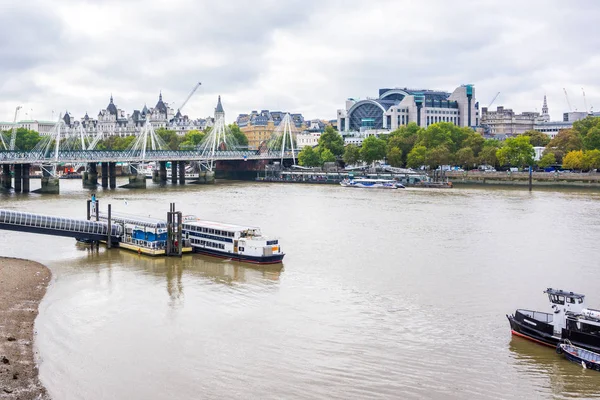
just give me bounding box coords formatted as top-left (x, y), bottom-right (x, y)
top-left (340, 178), bottom-right (404, 189)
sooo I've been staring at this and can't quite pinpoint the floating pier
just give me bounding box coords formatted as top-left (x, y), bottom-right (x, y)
top-left (0, 199), bottom-right (192, 257)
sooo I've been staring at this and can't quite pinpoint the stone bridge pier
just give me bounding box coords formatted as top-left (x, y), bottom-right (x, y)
top-left (0, 164), bottom-right (31, 193)
top-left (83, 162), bottom-right (98, 189)
top-left (38, 165), bottom-right (59, 194)
top-left (100, 162), bottom-right (117, 189)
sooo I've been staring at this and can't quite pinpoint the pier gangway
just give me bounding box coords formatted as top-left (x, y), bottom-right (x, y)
top-left (0, 209), bottom-right (122, 242)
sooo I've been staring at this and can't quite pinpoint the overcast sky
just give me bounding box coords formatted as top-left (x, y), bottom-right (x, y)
top-left (1, 0), bottom-right (598, 124)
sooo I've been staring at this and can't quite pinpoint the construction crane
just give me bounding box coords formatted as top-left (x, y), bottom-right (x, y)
top-left (177, 82), bottom-right (202, 114)
top-left (563, 88), bottom-right (572, 112)
top-left (488, 92), bottom-right (500, 108)
top-left (582, 88), bottom-right (589, 114)
top-left (9, 106), bottom-right (22, 151)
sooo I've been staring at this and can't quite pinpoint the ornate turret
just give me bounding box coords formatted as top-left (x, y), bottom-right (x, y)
top-left (542, 95), bottom-right (549, 116)
top-left (215, 95), bottom-right (224, 118)
top-left (106, 94), bottom-right (118, 115)
top-left (155, 91), bottom-right (167, 114)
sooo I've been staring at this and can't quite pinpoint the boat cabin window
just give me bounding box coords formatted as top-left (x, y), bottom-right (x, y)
top-left (566, 297), bottom-right (579, 304)
top-left (549, 294), bottom-right (565, 305)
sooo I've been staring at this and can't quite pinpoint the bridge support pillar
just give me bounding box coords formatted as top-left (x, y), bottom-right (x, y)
top-left (152, 169), bottom-right (160, 183)
top-left (121, 163), bottom-right (146, 189)
top-left (206, 170), bottom-right (215, 183)
top-left (39, 166), bottom-right (59, 194)
top-left (14, 164), bottom-right (22, 193)
top-left (83, 163), bottom-right (98, 188)
top-left (101, 163), bottom-right (109, 188)
top-left (109, 162), bottom-right (116, 189)
top-left (171, 161), bottom-right (178, 184)
top-left (1, 165), bottom-right (11, 190)
top-left (179, 161), bottom-right (186, 185)
top-left (159, 161), bottom-right (167, 184)
top-left (22, 164), bottom-right (30, 193)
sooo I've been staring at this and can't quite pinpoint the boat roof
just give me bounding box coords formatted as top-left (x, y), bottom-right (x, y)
top-left (98, 211), bottom-right (167, 228)
top-left (544, 288), bottom-right (585, 299)
top-left (183, 218), bottom-right (260, 232)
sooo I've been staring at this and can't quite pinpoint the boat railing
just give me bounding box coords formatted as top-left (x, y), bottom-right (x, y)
top-left (517, 309), bottom-right (554, 323)
top-left (123, 237), bottom-right (167, 250)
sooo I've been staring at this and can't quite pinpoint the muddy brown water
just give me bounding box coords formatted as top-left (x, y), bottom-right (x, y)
top-left (2, 180), bottom-right (600, 399)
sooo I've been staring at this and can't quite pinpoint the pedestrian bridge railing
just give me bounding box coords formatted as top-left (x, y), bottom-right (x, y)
top-left (0, 150), bottom-right (300, 164)
top-left (0, 209), bottom-right (122, 240)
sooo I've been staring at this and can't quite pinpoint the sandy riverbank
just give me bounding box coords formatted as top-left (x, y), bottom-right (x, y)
top-left (0, 257), bottom-right (51, 399)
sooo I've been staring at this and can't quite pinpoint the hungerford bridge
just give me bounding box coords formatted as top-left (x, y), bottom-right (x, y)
top-left (0, 112), bottom-right (300, 194)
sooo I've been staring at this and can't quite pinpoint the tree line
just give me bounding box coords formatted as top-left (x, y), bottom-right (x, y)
top-left (299, 117), bottom-right (600, 171)
top-left (539, 116), bottom-right (600, 170)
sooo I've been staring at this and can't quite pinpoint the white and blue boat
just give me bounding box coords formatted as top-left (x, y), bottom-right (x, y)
top-left (558, 340), bottom-right (600, 371)
top-left (340, 178), bottom-right (405, 189)
top-left (182, 217), bottom-right (285, 264)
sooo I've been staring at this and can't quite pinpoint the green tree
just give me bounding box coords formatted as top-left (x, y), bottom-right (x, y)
top-left (343, 144), bottom-right (361, 165)
top-left (426, 146), bottom-right (451, 169)
top-left (318, 126), bottom-right (344, 156)
top-left (387, 122), bottom-right (420, 164)
top-left (562, 150), bottom-right (584, 170)
top-left (583, 127), bottom-right (600, 151)
top-left (320, 148), bottom-right (336, 164)
top-left (13, 128), bottom-right (42, 151)
top-left (386, 147), bottom-right (403, 167)
top-left (455, 147), bottom-right (475, 169)
top-left (478, 146), bottom-right (498, 167)
top-left (496, 136), bottom-right (534, 167)
top-left (360, 136), bottom-right (386, 164)
top-left (298, 146), bottom-right (321, 167)
top-left (462, 133), bottom-right (485, 156)
top-left (417, 123), bottom-right (453, 150)
top-left (228, 124), bottom-right (248, 146)
top-left (183, 129), bottom-right (205, 145)
top-left (406, 145), bottom-right (428, 169)
top-left (537, 152), bottom-right (556, 169)
top-left (585, 149), bottom-right (600, 170)
top-left (523, 130), bottom-right (551, 147)
top-left (546, 128), bottom-right (583, 162)
top-left (156, 128), bottom-right (182, 150)
top-left (573, 116), bottom-right (600, 138)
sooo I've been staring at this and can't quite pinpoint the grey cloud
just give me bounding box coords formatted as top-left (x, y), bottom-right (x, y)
top-left (0, 0), bottom-right (599, 122)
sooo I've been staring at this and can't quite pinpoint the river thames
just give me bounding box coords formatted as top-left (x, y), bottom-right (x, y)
top-left (2, 180), bottom-right (600, 399)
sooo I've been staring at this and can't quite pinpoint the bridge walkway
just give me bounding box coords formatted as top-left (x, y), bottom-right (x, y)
top-left (0, 209), bottom-right (122, 242)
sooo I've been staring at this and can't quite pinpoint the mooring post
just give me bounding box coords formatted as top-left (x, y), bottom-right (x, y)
top-left (95, 200), bottom-right (99, 221)
top-left (176, 210), bottom-right (183, 256)
top-left (107, 204), bottom-right (112, 249)
top-left (166, 203), bottom-right (173, 255)
top-left (86, 200), bottom-right (91, 221)
top-left (529, 165), bottom-right (533, 192)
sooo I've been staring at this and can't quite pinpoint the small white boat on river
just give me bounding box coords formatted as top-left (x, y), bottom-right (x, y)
top-left (340, 178), bottom-right (405, 189)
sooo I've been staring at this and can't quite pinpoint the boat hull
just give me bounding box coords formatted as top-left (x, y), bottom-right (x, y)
top-left (191, 246), bottom-right (285, 265)
top-left (507, 314), bottom-right (560, 348)
top-left (560, 344), bottom-right (600, 371)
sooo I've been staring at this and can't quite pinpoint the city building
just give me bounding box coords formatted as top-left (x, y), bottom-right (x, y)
top-left (533, 97), bottom-right (600, 139)
top-left (296, 119), bottom-right (326, 148)
top-left (337, 85), bottom-right (478, 133)
top-left (56, 93), bottom-right (213, 137)
top-left (236, 110), bottom-right (305, 149)
top-left (0, 120), bottom-right (57, 135)
top-left (480, 106), bottom-right (540, 136)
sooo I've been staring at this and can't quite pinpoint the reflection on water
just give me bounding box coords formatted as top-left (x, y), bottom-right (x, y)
top-left (509, 337), bottom-right (600, 398)
top-left (70, 242), bottom-right (282, 296)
